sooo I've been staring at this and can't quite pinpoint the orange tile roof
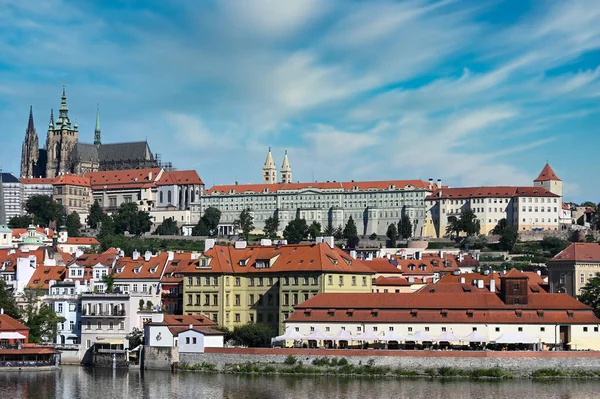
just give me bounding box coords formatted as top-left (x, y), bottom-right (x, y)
top-left (20, 178), bottom-right (54, 185)
top-left (0, 249), bottom-right (46, 272)
top-left (534, 163), bottom-right (561, 182)
top-left (550, 243), bottom-right (600, 263)
top-left (112, 253), bottom-right (169, 279)
top-left (85, 168), bottom-right (162, 190)
top-left (69, 248), bottom-right (119, 267)
top-left (362, 259), bottom-right (402, 274)
top-left (392, 254), bottom-right (460, 275)
top-left (181, 243), bottom-right (375, 275)
top-left (11, 227), bottom-right (54, 238)
top-left (207, 179), bottom-right (435, 195)
top-left (373, 276), bottom-right (411, 286)
top-left (148, 314), bottom-right (217, 328)
top-left (426, 186), bottom-right (559, 200)
top-left (0, 314), bottom-right (29, 332)
top-left (27, 266), bottom-right (67, 290)
top-left (157, 170), bottom-right (204, 186)
top-left (64, 237), bottom-right (100, 245)
top-left (162, 253), bottom-right (195, 284)
top-left (52, 174), bottom-right (90, 187)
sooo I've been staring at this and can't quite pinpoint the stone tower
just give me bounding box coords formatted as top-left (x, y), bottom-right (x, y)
top-left (45, 85), bottom-right (79, 178)
top-left (20, 106), bottom-right (39, 178)
top-left (280, 150), bottom-right (292, 184)
top-left (262, 147), bottom-right (277, 184)
top-left (94, 104), bottom-right (101, 146)
top-left (534, 163), bottom-right (562, 198)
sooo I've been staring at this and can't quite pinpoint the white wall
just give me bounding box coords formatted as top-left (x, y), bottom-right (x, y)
top-left (146, 325), bottom-right (173, 347)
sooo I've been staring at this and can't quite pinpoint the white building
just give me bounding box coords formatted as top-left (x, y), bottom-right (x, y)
top-left (2, 172), bottom-right (24, 221)
top-left (20, 177), bottom-right (54, 204)
top-left (144, 313), bottom-right (224, 353)
top-left (46, 281), bottom-right (82, 345)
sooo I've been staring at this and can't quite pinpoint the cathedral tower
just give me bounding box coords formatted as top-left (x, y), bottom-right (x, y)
top-left (280, 150), bottom-right (292, 184)
top-left (94, 104), bottom-right (101, 146)
top-left (262, 147), bottom-right (277, 184)
top-left (20, 106), bottom-right (39, 178)
top-left (45, 85), bottom-right (79, 178)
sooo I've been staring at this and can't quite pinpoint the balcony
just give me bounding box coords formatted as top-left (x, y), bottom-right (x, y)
top-left (81, 309), bottom-right (126, 317)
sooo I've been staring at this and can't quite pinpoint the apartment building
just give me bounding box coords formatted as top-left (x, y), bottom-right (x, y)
top-left (2, 172), bottom-right (24, 220)
top-left (46, 281), bottom-right (81, 345)
top-left (52, 174), bottom-right (92, 217)
top-left (548, 243), bottom-right (600, 297)
top-left (180, 238), bottom-right (375, 333)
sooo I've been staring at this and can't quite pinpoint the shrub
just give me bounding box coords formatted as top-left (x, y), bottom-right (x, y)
top-left (437, 366), bottom-right (464, 377)
top-left (338, 358), bottom-right (349, 366)
top-left (284, 355), bottom-right (297, 365)
top-left (532, 368), bottom-right (565, 378)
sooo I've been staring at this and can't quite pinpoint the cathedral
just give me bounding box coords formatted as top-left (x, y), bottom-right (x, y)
top-left (20, 86), bottom-right (158, 178)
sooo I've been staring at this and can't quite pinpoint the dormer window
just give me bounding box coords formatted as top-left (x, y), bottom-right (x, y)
top-left (149, 267), bottom-right (157, 274)
top-left (239, 259), bottom-right (248, 266)
top-left (133, 267), bottom-right (142, 274)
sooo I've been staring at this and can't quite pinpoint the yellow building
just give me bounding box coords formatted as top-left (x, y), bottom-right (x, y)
top-left (181, 239), bottom-right (375, 333)
top-left (548, 242), bottom-right (600, 297)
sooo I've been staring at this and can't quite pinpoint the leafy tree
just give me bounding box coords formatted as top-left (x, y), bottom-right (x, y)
top-left (323, 223), bottom-right (335, 237)
top-left (146, 300), bottom-right (153, 309)
top-left (461, 235), bottom-right (488, 250)
top-left (98, 214), bottom-right (115, 238)
top-left (22, 289), bottom-right (65, 343)
top-left (369, 232), bottom-right (378, 240)
top-left (234, 208), bottom-right (254, 240)
top-left (459, 209), bottom-right (480, 236)
top-left (386, 223), bottom-right (398, 248)
top-left (492, 218), bottom-right (518, 251)
top-left (113, 203), bottom-right (152, 236)
top-left (8, 214), bottom-right (33, 228)
top-left (570, 230), bottom-right (585, 243)
top-left (263, 216), bottom-right (280, 238)
top-left (540, 236), bottom-right (569, 257)
top-left (593, 204), bottom-right (600, 230)
top-left (283, 218), bottom-right (309, 244)
top-left (343, 216), bottom-right (359, 248)
top-left (102, 274), bottom-right (115, 293)
top-left (25, 195), bottom-right (63, 227)
top-left (398, 214), bottom-right (413, 239)
top-left (126, 327), bottom-right (144, 348)
top-left (445, 216), bottom-right (460, 238)
top-left (139, 299), bottom-right (145, 310)
top-left (66, 211), bottom-right (82, 237)
top-left (333, 226), bottom-right (344, 240)
top-left (581, 201), bottom-right (596, 208)
top-left (307, 221), bottom-right (322, 240)
top-left (202, 207), bottom-right (221, 235)
top-left (228, 323), bottom-right (275, 348)
top-left (155, 217), bottom-right (179, 235)
top-left (585, 234), bottom-right (597, 243)
top-left (0, 280), bottom-right (22, 320)
top-left (191, 219), bottom-right (209, 236)
top-left (579, 273), bottom-right (600, 318)
top-left (87, 200), bottom-right (104, 229)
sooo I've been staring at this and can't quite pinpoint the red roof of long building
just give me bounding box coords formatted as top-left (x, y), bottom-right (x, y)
top-left (53, 174), bottom-right (90, 187)
top-left (157, 170), bottom-right (204, 186)
top-left (426, 186), bottom-right (559, 200)
top-left (86, 168), bottom-right (162, 190)
top-left (0, 314), bottom-right (29, 332)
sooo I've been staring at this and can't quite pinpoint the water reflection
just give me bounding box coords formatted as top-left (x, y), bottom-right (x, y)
top-left (0, 367), bottom-right (599, 399)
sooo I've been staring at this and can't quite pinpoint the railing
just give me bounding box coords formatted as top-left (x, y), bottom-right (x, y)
top-left (0, 361), bottom-right (55, 368)
top-left (81, 309), bottom-right (126, 317)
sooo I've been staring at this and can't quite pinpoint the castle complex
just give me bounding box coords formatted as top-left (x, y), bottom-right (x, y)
top-left (20, 86), bottom-right (157, 179)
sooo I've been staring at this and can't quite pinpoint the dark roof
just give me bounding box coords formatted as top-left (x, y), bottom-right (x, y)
top-left (98, 141), bottom-right (154, 163)
top-left (1, 173), bottom-right (21, 184)
top-left (71, 143), bottom-right (99, 163)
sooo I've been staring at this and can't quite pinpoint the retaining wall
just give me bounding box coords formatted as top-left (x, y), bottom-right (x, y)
top-left (143, 346), bottom-right (179, 370)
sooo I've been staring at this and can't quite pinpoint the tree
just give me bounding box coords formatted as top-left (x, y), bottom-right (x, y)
top-left (234, 208), bottom-right (254, 240)
top-left (458, 209), bottom-right (480, 237)
top-left (586, 234), bottom-right (597, 243)
top-left (113, 202), bottom-right (152, 236)
top-left (386, 223), bottom-right (398, 248)
top-left (0, 280), bottom-right (22, 320)
top-left (398, 215), bottom-right (413, 239)
top-left (202, 207), bottom-right (221, 235)
top-left (579, 273), bottom-right (600, 318)
top-left (283, 218), bottom-right (309, 244)
top-left (87, 200), bottom-right (104, 229)
top-left (343, 216), bottom-right (359, 248)
top-left (155, 217), bottom-right (179, 235)
top-left (98, 214), bottom-right (115, 238)
top-left (333, 226), bottom-right (344, 240)
top-left (581, 201), bottom-right (596, 208)
top-left (8, 214), bottom-right (33, 228)
top-left (146, 300), bottom-right (153, 309)
top-left (22, 289), bottom-right (65, 343)
top-left (126, 327), bottom-right (144, 348)
top-left (66, 211), bottom-right (82, 237)
top-left (461, 235), bottom-right (488, 250)
top-left (263, 216), bottom-right (280, 238)
top-left (540, 236), bottom-right (570, 257)
top-left (228, 323), bottom-right (275, 348)
top-left (492, 218), bottom-right (518, 251)
top-left (139, 299), bottom-right (145, 310)
top-left (191, 219), bottom-right (209, 236)
top-left (102, 274), bottom-right (115, 293)
top-left (25, 195), bottom-right (63, 227)
top-left (307, 221), bottom-right (322, 240)
top-left (445, 216), bottom-right (460, 238)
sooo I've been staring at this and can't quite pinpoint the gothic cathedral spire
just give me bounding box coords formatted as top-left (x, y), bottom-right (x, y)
top-left (280, 150), bottom-right (292, 184)
top-left (94, 104), bottom-right (101, 146)
top-left (262, 147), bottom-right (277, 184)
top-left (20, 105), bottom-right (39, 178)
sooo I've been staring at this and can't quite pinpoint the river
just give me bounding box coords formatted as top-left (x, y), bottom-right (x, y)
top-left (2, 366), bottom-right (600, 399)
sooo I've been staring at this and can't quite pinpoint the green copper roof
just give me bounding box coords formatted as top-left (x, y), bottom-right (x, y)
top-left (94, 104), bottom-right (101, 145)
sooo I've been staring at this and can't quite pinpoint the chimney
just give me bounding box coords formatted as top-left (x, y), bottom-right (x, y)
top-left (536, 270), bottom-right (541, 276)
top-left (460, 277), bottom-right (466, 284)
top-left (189, 324), bottom-right (193, 330)
top-left (132, 250), bottom-right (140, 261)
top-left (408, 276), bottom-right (414, 283)
top-left (319, 236), bottom-right (334, 249)
top-left (439, 250), bottom-right (444, 259)
top-left (490, 279), bottom-right (496, 293)
top-left (167, 251), bottom-right (174, 261)
top-left (234, 241), bottom-right (247, 249)
top-left (477, 280), bottom-right (484, 289)
top-left (0, 308), bottom-right (4, 315)
top-left (428, 178), bottom-right (433, 190)
top-left (349, 250), bottom-right (357, 259)
top-left (415, 251), bottom-right (421, 260)
top-left (260, 239), bottom-right (272, 246)
top-left (148, 172), bottom-right (153, 180)
top-left (205, 239), bottom-right (215, 251)
top-left (437, 179), bottom-right (442, 197)
top-left (151, 313), bottom-right (164, 323)
top-left (144, 251), bottom-right (152, 261)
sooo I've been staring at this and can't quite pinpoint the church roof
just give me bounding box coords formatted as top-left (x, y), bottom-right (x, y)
top-left (71, 143), bottom-right (99, 163)
top-left (98, 141), bottom-right (154, 163)
top-left (534, 163), bottom-right (561, 182)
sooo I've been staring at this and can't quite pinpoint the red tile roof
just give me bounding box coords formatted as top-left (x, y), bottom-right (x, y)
top-left (392, 254), bottom-right (460, 275)
top-left (534, 163), bottom-right (561, 182)
top-left (0, 314), bottom-right (29, 332)
top-left (20, 178), bottom-right (54, 185)
top-left (157, 170), bottom-right (204, 186)
top-left (426, 186), bottom-right (559, 200)
top-left (0, 249), bottom-right (46, 272)
top-left (27, 266), bottom-right (67, 290)
top-left (11, 227), bottom-right (54, 238)
top-left (113, 253), bottom-right (168, 279)
top-left (207, 180), bottom-right (435, 195)
top-left (148, 314), bottom-right (217, 328)
top-left (52, 174), bottom-right (90, 187)
top-left (162, 253), bottom-right (195, 284)
top-left (550, 243), bottom-right (600, 263)
top-left (64, 237), bottom-right (100, 245)
top-left (86, 168), bottom-right (162, 190)
top-left (373, 276), bottom-right (411, 286)
top-left (362, 259), bottom-right (402, 274)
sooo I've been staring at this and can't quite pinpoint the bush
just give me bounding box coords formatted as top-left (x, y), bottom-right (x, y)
top-left (532, 368), bottom-right (565, 378)
top-left (228, 323), bottom-right (275, 347)
top-left (284, 355), bottom-right (297, 365)
top-left (469, 368), bottom-right (507, 378)
top-left (369, 233), bottom-right (378, 240)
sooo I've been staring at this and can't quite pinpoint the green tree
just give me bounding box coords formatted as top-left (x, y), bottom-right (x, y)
top-left (87, 200), bottom-right (104, 229)
top-left (343, 216), bottom-right (359, 248)
top-left (594, 203), bottom-right (600, 230)
top-left (307, 221), bottom-right (322, 240)
top-left (228, 323), bottom-right (275, 348)
top-left (323, 223), bottom-right (335, 236)
top-left (22, 290), bottom-right (65, 343)
top-left (263, 216), bottom-right (280, 238)
top-left (126, 327), bottom-right (144, 348)
top-left (98, 214), bottom-right (115, 238)
top-left (386, 223), bottom-right (398, 248)
top-left (113, 203), bottom-right (152, 236)
top-left (333, 226), bottom-right (344, 240)
top-left (283, 218), bottom-right (309, 244)
top-left (579, 273), bottom-right (600, 318)
top-left (540, 236), bottom-right (570, 257)
top-left (492, 218), bottom-right (518, 251)
top-left (585, 234), bottom-right (597, 243)
top-left (191, 219), bottom-right (209, 236)
top-left (8, 214), bottom-right (33, 228)
top-left (25, 195), bottom-right (63, 227)
top-left (139, 299), bottom-right (145, 310)
top-left (66, 211), bottom-right (82, 237)
top-left (155, 217), bottom-right (180, 235)
top-left (458, 209), bottom-right (480, 236)
top-left (234, 208), bottom-right (254, 240)
top-left (445, 215), bottom-right (460, 238)
top-left (461, 235), bottom-right (488, 250)
top-left (0, 280), bottom-right (22, 320)
top-left (398, 214), bottom-right (413, 239)
top-left (102, 274), bottom-right (115, 293)
top-left (202, 207), bottom-right (222, 235)
top-left (581, 201), bottom-right (596, 208)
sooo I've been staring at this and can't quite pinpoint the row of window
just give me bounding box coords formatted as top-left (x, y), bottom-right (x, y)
top-left (84, 320), bottom-right (125, 330)
top-left (298, 325), bottom-right (599, 333)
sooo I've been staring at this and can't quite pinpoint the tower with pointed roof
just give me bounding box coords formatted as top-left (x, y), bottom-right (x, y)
top-left (45, 85), bottom-right (79, 178)
top-left (262, 147), bottom-right (277, 184)
top-left (280, 150), bottom-right (292, 184)
top-left (534, 163), bottom-right (562, 198)
top-left (94, 104), bottom-right (101, 146)
top-left (20, 106), bottom-right (40, 178)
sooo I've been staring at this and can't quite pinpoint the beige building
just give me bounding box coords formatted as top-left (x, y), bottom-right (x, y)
top-left (548, 243), bottom-right (600, 297)
top-left (53, 174), bottom-right (92, 217)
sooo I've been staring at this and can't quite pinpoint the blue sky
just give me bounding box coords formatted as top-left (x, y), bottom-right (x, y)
top-left (0, 0), bottom-right (598, 202)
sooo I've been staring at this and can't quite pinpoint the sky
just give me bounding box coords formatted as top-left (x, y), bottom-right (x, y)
top-left (0, 0), bottom-right (598, 203)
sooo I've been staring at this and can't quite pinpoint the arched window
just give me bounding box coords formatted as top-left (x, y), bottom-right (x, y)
top-left (160, 192), bottom-right (164, 203)
top-left (168, 191), bottom-right (172, 204)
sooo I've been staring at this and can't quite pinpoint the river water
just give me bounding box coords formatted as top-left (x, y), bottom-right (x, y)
top-left (2, 366), bottom-right (600, 399)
